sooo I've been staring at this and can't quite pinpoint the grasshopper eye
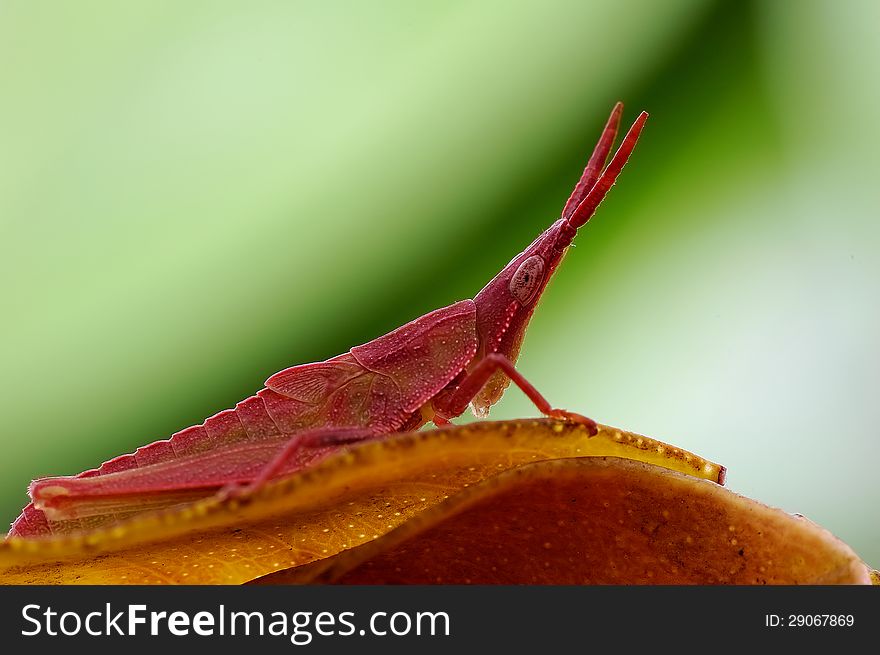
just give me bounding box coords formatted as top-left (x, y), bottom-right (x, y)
top-left (509, 255), bottom-right (545, 305)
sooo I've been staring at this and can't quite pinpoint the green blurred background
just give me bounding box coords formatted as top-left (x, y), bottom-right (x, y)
top-left (1, 1), bottom-right (877, 566)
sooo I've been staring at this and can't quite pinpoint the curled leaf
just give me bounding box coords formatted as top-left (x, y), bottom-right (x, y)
top-left (268, 457), bottom-right (868, 585)
top-left (1, 420), bottom-right (723, 584)
top-left (1, 420), bottom-right (870, 584)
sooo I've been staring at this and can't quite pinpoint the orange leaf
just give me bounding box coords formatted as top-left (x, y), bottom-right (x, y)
top-left (269, 457), bottom-right (868, 585)
top-left (1, 420), bottom-right (723, 584)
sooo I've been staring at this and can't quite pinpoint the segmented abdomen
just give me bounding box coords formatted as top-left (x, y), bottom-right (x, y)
top-left (69, 388), bottom-right (311, 479)
top-left (7, 389), bottom-right (327, 536)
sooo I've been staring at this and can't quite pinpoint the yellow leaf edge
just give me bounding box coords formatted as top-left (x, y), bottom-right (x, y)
top-left (0, 419), bottom-right (723, 573)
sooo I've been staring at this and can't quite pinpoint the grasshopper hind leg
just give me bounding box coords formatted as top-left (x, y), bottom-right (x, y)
top-left (218, 426), bottom-right (378, 500)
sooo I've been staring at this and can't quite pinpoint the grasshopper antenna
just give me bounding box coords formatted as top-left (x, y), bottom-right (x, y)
top-left (561, 101), bottom-right (623, 222)
top-left (566, 109), bottom-right (649, 230)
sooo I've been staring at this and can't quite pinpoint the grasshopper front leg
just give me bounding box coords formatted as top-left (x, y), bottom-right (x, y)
top-left (432, 354), bottom-right (598, 435)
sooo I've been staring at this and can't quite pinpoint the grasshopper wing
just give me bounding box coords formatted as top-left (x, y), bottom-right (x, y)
top-left (348, 299), bottom-right (478, 412)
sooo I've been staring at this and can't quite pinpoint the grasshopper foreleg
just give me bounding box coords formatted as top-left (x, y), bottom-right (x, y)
top-left (436, 353), bottom-right (598, 435)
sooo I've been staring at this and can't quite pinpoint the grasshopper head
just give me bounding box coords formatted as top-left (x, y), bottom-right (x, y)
top-left (469, 104), bottom-right (648, 416)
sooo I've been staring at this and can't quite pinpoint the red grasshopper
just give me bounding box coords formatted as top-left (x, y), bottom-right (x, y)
top-left (8, 103), bottom-right (648, 538)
